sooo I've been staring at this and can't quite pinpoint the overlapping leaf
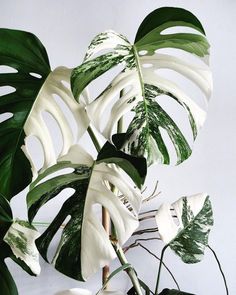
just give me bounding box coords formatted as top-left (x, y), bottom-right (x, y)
top-left (0, 29), bottom-right (89, 199)
top-left (155, 193), bottom-right (213, 263)
top-left (71, 7), bottom-right (212, 166)
top-left (0, 194), bottom-right (40, 295)
top-left (27, 143), bottom-right (146, 281)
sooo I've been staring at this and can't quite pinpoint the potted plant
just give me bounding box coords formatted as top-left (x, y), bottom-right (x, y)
top-left (0, 6), bottom-right (228, 295)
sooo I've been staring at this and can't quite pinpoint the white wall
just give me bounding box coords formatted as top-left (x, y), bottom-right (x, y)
top-left (1, 0), bottom-right (236, 294)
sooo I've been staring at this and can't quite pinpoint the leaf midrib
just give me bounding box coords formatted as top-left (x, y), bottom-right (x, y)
top-left (132, 45), bottom-right (152, 150)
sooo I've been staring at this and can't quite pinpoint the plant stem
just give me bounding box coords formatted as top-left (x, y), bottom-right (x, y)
top-left (154, 245), bottom-right (168, 295)
top-left (117, 90), bottom-right (124, 134)
top-left (208, 245), bottom-right (229, 295)
top-left (87, 126), bottom-right (101, 152)
top-left (87, 125), bottom-right (110, 285)
top-left (102, 207), bottom-right (110, 286)
top-left (112, 241), bottom-right (143, 295)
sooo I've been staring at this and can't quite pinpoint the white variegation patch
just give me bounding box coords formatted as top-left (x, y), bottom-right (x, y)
top-left (22, 66), bottom-right (89, 178)
top-left (84, 30), bottom-right (131, 61)
top-left (4, 219), bottom-right (41, 275)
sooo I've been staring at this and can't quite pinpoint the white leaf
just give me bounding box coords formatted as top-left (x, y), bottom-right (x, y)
top-left (22, 66), bottom-right (89, 177)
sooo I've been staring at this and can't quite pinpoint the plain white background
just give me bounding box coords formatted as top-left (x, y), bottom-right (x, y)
top-left (0, 0), bottom-right (236, 294)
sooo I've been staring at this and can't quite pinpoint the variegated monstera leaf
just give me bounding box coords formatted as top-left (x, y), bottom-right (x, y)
top-left (0, 194), bottom-right (40, 295)
top-left (155, 193), bottom-right (213, 263)
top-left (27, 142), bottom-right (146, 281)
top-left (71, 7), bottom-right (212, 166)
top-left (0, 29), bottom-right (89, 200)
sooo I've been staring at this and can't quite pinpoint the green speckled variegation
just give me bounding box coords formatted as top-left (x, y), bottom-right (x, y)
top-left (27, 143), bottom-right (145, 281)
top-left (155, 193), bottom-right (213, 263)
top-left (4, 219), bottom-right (40, 275)
top-left (71, 7), bottom-right (212, 166)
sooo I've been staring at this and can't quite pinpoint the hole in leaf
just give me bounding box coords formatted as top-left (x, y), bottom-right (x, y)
top-left (53, 94), bottom-right (77, 145)
top-left (0, 112), bottom-right (13, 123)
top-left (61, 80), bottom-right (70, 89)
top-left (161, 26), bottom-right (202, 35)
top-left (29, 72), bottom-right (42, 79)
top-left (25, 135), bottom-right (45, 172)
top-left (0, 65), bottom-right (17, 73)
top-left (142, 63), bottom-right (153, 68)
top-left (139, 50), bottom-right (148, 56)
top-left (0, 86), bottom-right (15, 96)
top-left (42, 111), bottom-right (64, 158)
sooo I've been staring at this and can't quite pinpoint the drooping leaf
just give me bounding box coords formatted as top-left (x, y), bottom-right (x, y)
top-left (27, 144), bottom-right (143, 281)
top-left (0, 29), bottom-right (89, 199)
top-left (159, 289), bottom-right (195, 295)
top-left (0, 194), bottom-right (41, 295)
top-left (0, 261), bottom-right (18, 295)
top-left (71, 7), bottom-right (212, 166)
top-left (4, 219), bottom-right (41, 275)
top-left (155, 193), bottom-right (213, 263)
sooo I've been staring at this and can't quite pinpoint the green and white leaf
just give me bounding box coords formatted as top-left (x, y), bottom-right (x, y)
top-left (71, 7), bottom-right (212, 166)
top-left (4, 219), bottom-right (40, 275)
top-left (0, 29), bottom-right (89, 199)
top-left (155, 193), bottom-right (213, 263)
top-left (27, 144), bottom-right (143, 281)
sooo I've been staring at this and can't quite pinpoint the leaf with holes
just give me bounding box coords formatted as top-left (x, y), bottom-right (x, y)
top-left (71, 7), bottom-right (212, 166)
top-left (0, 29), bottom-right (89, 199)
top-left (27, 143), bottom-right (146, 281)
top-left (155, 193), bottom-right (213, 263)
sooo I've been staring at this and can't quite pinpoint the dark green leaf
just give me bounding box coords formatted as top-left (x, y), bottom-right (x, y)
top-left (159, 289), bottom-right (195, 295)
top-left (135, 7), bottom-right (205, 42)
top-left (0, 193), bottom-right (12, 223)
top-left (0, 29), bottom-right (51, 199)
top-left (97, 141), bottom-right (147, 188)
top-left (135, 7), bottom-right (209, 57)
top-left (0, 260), bottom-right (18, 295)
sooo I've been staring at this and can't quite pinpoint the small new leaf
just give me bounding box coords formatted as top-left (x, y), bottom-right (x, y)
top-left (155, 193), bottom-right (213, 263)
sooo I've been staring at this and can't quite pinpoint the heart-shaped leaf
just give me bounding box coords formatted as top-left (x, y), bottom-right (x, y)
top-left (155, 193), bottom-right (213, 263)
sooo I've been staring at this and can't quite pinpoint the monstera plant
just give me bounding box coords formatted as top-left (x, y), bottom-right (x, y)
top-left (0, 6), bottom-right (228, 295)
